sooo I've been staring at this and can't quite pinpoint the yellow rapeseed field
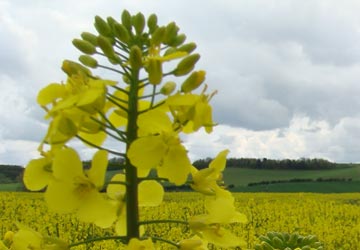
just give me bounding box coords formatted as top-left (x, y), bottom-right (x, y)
top-left (0, 192), bottom-right (359, 249)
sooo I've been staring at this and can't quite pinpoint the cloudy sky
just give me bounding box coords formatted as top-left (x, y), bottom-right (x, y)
top-left (1, 0), bottom-right (360, 165)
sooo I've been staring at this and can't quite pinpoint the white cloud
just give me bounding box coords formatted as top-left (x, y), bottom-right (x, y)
top-left (1, 0), bottom-right (360, 164)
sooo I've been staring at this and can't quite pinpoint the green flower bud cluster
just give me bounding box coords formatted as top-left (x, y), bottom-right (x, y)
top-left (70, 9), bottom-right (204, 92)
top-left (254, 232), bottom-right (323, 250)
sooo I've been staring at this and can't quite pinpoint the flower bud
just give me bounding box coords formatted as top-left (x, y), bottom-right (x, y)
top-left (147, 14), bottom-right (158, 33)
top-left (171, 34), bottom-right (186, 47)
top-left (122, 75), bottom-right (130, 84)
top-left (151, 26), bottom-right (166, 46)
top-left (179, 239), bottom-right (202, 250)
top-left (163, 47), bottom-right (177, 57)
top-left (178, 42), bottom-right (197, 54)
top-left (181, 70), bottom-right (206, 93)
top-left (61, 60), bottom-right (92, 76)
top-left (173, 53), bottom-right (200, 76)
top-left (81, 32), bottom-right (98, 46)
top-left (72, 39), bottom-right (96, 55)
top-left (106, 16), bottom-right (117, 29)
top-left (79, 55), bottom-right (98, 68)
top-left (113, 23), bottom-right (130, 43)
top-left (129, 45), bottom-right (143, 70)
top-left (132, 12), bottom-right (145, 35)
top-left (4, 231), bottom-right (14, 242)
top-left (121, 10), bottom-right (132, 31)
top-left (97, 35), bottom-right (116, 59)
top-left (94, 15), bottom-right (112, 37)
top-left (147, 59), bottom-right (162, 85)
top-left (164, 22), bottom-right (179, 44)
top-left (160, 81), bottom-right (176, 95)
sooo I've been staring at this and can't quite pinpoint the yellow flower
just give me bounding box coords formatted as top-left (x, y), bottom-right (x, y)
top-left (127, 109), bottom-right (192, 185)
top-left (188, 215), bottom-right (245, 248)
top-left (179, 236), bottom-right (208, 250)
top-left (167, 91), bottom-right (215, 133)
top-left (126, 238), bottom-right (155, 250)
top-left (10, 226), bottom-right (69, 250)
top-left (190, 150), bottom-right (229, 195)
top-left (37, 72), bottom-right (114, 147)
top-left (44, 148), bottom-right (117, 228)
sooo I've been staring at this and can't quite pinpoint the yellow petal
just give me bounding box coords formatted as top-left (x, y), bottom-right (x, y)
top-left (158, 144), bottom-right (191, 185)
top-left (37, 83), bottom-right (66, 106)
top-left (209, 150), bottom-right (229, 172)
top-left (12, 228), bottom-right (42, 250)
top-left (138, 109), bottom-right (172, 134)
top-left (23, 158), bottom-right (52, 191)
top-left (87, 150), bottom-right (108, 189)
top-left (138, 180), bottom-right (164, 206)
top-left (127, 136), bottom-right (166, 170)
top-left (126, 238), bottom-right (155, 250)
top-left (52, 148), bottom-right (83, 180)
top-left (115, 209), bottom-right (127, 236)
top-left (76, 191), bottom-right (117, 228)
top-left (107, 174), bottom-right (126, 200)
top-left (78, 130), bottom-right (107, 147)
top-left (45, 180), bottom-right (80, 213)
top-left (202, 227), bottom-right (245, 248)
top-left (109, 110), bottom-right (127, 128)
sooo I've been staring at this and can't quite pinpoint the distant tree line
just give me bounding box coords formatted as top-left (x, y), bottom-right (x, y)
top-left (247, 177), bottom-right (353, 187)
top-left (192, 157), bottom-right (338, 170)
top-left (0, 165), bottom-right (23, 183)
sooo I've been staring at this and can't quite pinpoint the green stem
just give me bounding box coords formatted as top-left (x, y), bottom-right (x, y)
top-left (68, 236), bottom-right (127, 248)
top-left (125, 66), bottom-right (140, 241)
top-left (138, 177), bottom-right (169, 183)
top-left (98, 64), bottom-right (125, 75)
top-left (138, 219), bottom-right (189, 226)
top-left (151, 236), bottom-right (179, 248)
top-left (76, 135), bottom-right (125, 157)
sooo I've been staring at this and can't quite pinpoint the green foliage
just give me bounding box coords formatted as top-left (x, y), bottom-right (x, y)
top-left (0, 165), bottom-right (23, 183)
top-left (193, 157), bottom-right (350, 170)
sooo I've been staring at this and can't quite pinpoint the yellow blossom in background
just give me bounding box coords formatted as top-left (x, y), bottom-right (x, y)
top-left (126, 238), bottom-right (155, 250)
top-left (190, 149), bottom-right (229, 195)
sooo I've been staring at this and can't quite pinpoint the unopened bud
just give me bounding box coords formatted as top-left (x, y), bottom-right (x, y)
top-left (164, 47), bottom-right (177, 57)
top-left (97, 35), bottom-right (116, 58)
top-left (164, 22), bottom-right (179, 44)
top-left (181, 70), bottom-right (206, 93)
top-left (4, 231), bottom-right (14, 242)
top-left (151, 26), bottom-right (166, 46)
top-left (129, 45), bottom-right (143, 70)
top-left (147, 14), bottom-right (158, 33)
top-left (160, 81), bottom-right (176, 95)
top-left (106, 16), bottom-right (118, 29)
top-left (72, 39), bottom-right (96, 55)
top-left (147, 59), bottom-right (162, 85)
top-left (179, 239), bottom-right (202, 250)
top-left (178, 42), bottom-right (197, 54)
top-left (122, 75), bottom-right (130, 84)
top-left (81, 32), bottom-right (98, 46)
top-left (133, 12), bottom-right (145, 35)
top-left (113, 23), bottom-right (130, 43)
top-left (121, 10), bottom-right (132, 31)
top-left (173, 53), bottom-right (200, 76)
top-left (171, 34), bottom-right (186, 47)
top-left (94, 15), bottom-right (112, 37)
top-left (79, 55), bottom-right (98, 68)
top-left (62, 60), bottom-right (92, 76)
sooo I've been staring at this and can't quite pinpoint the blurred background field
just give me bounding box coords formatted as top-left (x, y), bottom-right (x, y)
top-left (0, 192), bottom-right (359, 249)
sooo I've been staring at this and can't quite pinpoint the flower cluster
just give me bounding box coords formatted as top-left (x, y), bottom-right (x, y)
top-left (20, 10), bottom-right (246, 249)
